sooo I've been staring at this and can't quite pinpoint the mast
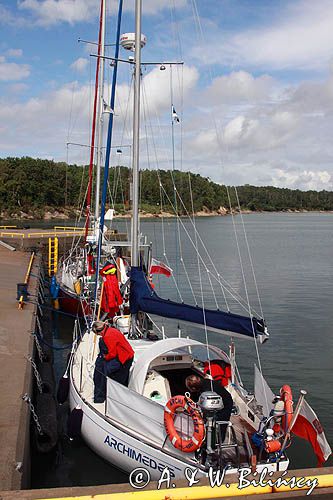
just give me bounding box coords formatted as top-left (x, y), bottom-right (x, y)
top-left (94, 0), bottom-right (107, 221)
top-left (131, 0), bottom-right (142, 267)
top-left (84, 0), bottom-right (104, 241)
top-left (94, 0), bottom-right (123, 306)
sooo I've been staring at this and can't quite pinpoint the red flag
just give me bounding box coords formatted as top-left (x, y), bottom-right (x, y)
top-left (150, 258), bottom-right (173, 278)
top-left (292, 400), bottom-right (331, 466)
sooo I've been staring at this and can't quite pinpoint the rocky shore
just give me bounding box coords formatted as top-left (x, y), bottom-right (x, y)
top-left (1, 206), bottom-right (331, 221)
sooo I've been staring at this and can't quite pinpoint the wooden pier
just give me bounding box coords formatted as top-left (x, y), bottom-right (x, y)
top-left (0, 227), bottom-right (127, 253)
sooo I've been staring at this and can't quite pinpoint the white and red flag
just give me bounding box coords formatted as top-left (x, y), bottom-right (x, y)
top-left (150, 258), bottom-right (173, 277)
top-left (292, 399), bottom-right (332, 466)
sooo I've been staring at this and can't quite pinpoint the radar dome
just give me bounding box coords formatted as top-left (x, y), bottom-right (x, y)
top-left (120, 33), bottom-right (147, 51)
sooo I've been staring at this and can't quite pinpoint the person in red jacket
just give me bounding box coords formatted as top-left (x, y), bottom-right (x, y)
top-left (99, 263), bottom-right (123, 318)
top-left (92, 321), bottom-right (134, 403)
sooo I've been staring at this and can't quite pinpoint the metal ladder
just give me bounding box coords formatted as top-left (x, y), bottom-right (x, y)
top-left (48, 237), bottom-right (58, 277)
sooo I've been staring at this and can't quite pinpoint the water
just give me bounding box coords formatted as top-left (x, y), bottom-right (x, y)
top-left (28, 212), bottom-right (332, 487)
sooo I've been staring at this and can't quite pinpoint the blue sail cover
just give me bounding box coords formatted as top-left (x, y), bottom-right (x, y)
top-left (130, 267), bottom-right (269, 342)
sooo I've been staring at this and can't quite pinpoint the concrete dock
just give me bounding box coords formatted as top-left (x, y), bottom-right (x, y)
top-left (0, 246), bottom-right (40, 490)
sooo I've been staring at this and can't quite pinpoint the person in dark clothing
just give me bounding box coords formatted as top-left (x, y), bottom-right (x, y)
top-left (92, 321), bottom-right (134, 403)
top-left (185, 374), bottom-right (233, 442)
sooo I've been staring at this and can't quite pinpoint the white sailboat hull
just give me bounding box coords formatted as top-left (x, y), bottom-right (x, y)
top-left (69, 335), bottom-right (289, 482)
top-left (69, 379), bottom-right (203, 480)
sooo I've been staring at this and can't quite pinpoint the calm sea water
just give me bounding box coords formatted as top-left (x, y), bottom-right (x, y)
top-left (26, 213), bottom-right (332, 487)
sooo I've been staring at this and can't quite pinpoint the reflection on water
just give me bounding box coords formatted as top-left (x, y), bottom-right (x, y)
top-left (29, 213), bottom-right (332, 487)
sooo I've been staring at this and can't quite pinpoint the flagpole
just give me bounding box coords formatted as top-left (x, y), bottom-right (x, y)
top-left (279, 389), bottom-right (307, 458)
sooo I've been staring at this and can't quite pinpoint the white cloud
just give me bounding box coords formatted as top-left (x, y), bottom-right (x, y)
top-left (70, 57), bottom-right (89, 73)
top-left (18, 0), bottom-right (187, 26)
top-left (192, 0), bottom-right (333, 72)
top-left (206, 71), bottom-right (274, 104)
top-left (18, 0), bottom-right (98, 26)
top-left (0, 64), bottom-right (197, 161)
top-left (0, 81), bottom-right (92, 159)
top-left (7, 83), bottom-right (29, 94)
top-left (1, 55), bottom-right (333, 192)
top-left (141, 64), bottom-right (198, 113)
top-left (0, 57), bottom-right (30, 81)
top-left (271, 169), bottom-right (332, 191)
top-left (0, 5), bottom-right (25, 26)
top-left (6, 49), bottom-right (23, 58)
top-left (125, 0), bottom-right (187, 15)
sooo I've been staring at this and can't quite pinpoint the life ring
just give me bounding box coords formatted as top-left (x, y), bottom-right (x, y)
top-left (280, 384), bottom-right (293, 431)
top-left (164, 395), bottom-right (205, 453)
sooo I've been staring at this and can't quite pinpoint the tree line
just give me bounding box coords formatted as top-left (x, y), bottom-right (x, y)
top-left (0, 157), bottom-right (332, 216)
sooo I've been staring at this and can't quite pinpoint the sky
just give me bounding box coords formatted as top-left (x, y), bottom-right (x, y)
top-left (1, 0), bottom-right (333, 190)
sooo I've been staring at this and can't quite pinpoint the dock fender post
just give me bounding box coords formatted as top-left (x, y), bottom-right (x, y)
top-left (35, 392), bottom-right (58, 454)
top-left (39, 360), bottom-right (56, 395)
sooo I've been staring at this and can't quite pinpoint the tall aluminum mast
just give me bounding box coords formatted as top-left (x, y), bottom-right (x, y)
top-left (130, 0), bottom-right (142, 267)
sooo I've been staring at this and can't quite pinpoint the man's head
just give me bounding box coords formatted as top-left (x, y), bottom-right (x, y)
top-left (185, 374), bottom-right (202, 393)
top-left (92, 321), bottom-right (106, 335)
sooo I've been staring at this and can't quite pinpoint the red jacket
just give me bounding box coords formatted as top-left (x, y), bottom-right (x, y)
top-left (102, 326), bottom-right (134, 364)
top-left (100, 273), bottom-right (123, 313)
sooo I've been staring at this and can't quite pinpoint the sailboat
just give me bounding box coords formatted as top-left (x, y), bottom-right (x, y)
top-left (55, 0), bottom-right (130, 317)
top-left (66, 0), bottom-right (331, 482)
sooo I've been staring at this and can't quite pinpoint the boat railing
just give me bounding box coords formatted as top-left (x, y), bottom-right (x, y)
top-left (216, 420), bottom-right (240, 468)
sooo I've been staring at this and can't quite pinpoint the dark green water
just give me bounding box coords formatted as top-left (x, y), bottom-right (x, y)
top-left (25, 213), bottom-right (332, 487)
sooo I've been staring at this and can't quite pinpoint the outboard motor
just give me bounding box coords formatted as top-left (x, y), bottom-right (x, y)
top-left (198, 391), bottom-right (224, 466)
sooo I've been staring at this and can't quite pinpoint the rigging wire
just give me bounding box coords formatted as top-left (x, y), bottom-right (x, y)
top-left (141, 75), bottom-right (197, 305)
top-left (189, 162), bottom-right (213, 391)
top-left (142, 77), bottom-right (193, 304)
top-left (139, 63), bottom-right (248, 313)
top-left (189, 0), bottom-right (264, 320)
top-left (233, 187), bottom-right (264, 319)
top-left (190, 0), bottom-right (269, 412)
top-left (157, 177), bottom-right (257, 314)
top-left (169, 65), bottom-right (180, 302)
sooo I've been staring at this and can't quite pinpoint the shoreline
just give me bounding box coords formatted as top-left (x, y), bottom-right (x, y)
top-left (1, 207), bottom-right (332, 222)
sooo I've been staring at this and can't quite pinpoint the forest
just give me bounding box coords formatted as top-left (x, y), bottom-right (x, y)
top-left (0, 157), bottom-right (332, 217)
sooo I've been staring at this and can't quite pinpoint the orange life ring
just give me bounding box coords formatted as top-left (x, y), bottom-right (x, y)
top-left (280, 384), bottom-right (293, 431)
top-left (164, 395), bottom-right (205, 453)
